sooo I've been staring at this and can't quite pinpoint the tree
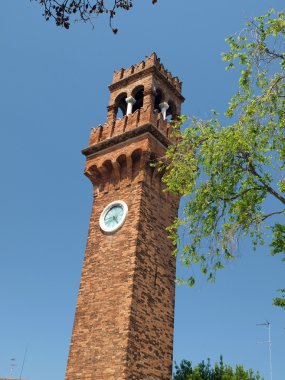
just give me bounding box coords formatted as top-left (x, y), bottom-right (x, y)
top-left (34, 0), bottom-right (157, 31)
top-left (162, 9), bottom-right (285, 308)
top-left (173, 356), bottom-right (263, 380)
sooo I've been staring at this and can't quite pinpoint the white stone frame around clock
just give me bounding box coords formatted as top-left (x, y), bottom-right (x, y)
top-left (99, 200), bottom-right (128, 233)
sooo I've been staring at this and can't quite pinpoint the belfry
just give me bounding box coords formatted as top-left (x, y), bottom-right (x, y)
top-left (65, 53), bottom-right (184, 380)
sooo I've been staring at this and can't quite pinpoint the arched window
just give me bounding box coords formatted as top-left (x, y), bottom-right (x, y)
top-left (115, 92), bottom-right (127, 118)
top-left (166, 100), bottom-right (178, 121)
top-left (154, 88), bottom-right (164, 112)
top-left (132, 86), bottom-right (144, 113)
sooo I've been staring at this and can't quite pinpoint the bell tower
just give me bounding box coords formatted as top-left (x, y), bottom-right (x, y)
top-left (65, 52), bottom-right (184, 380)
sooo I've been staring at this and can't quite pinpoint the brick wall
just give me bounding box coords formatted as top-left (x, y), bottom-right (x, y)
top-left (66, 133), bottom-right (179, 380)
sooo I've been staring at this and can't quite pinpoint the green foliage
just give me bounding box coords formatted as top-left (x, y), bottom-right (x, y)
top-left (163, 9), bottom-right (285, 306)
top-left (270, 223), bottom-right (285, 256)
top-left (173, 356), bottom-right (263, 380)
top-left (273, 288), bottom-right (285, 310)
top-left (173, 359), bottom-right (193, 380)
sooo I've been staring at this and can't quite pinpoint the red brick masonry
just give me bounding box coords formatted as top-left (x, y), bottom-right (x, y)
top-left (65, 53), bottom-right (184, 380)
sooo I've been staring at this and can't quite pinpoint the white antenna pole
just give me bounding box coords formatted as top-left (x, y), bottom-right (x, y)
top-left (20, 348), bottom-right (28, 380)
top-left (9, 358), bottom-right (16, 378)
top-left (257, 321), bottom-right (273, 380)
top-left (268, 322), bottom-right (273, 380)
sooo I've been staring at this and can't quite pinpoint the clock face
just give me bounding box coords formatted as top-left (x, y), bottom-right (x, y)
top-left (99, 200), bottom-right (128, 233)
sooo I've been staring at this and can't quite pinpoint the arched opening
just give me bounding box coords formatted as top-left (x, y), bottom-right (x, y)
top-left (115, 92), bottom-right (127, 118)
top-left (166, 100), bottom-right (177, 121)
top-left (132, 86), bottom-right (144, 113)
top-left (145, 152), bottom-right (156, 179)
top-left (131, 149), bottom-right (142, 178)
top-left (117, 154), bottom-right (127, 179)
top-left (154, 88), bottom-right (164, 112)
top-left (102, 159), bottom-right (113, 182)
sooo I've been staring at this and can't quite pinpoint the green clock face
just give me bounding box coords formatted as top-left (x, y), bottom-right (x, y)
top-left (104, 204), bottom-right (124, 229)
top-left (99, 200), bottom-right (128, 233)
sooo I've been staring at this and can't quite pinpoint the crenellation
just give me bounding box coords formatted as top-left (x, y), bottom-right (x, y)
top-left (101, 122), bottom-right (112, 141)
top-left (127, 107), bottom-right (140, 130)
top-left (159, 63), bottom-right (166, 77)
top-left (139, 59), bottom-right (145, 70)
top-left (111, 52), bottom-right (183, 93)
top-left (88, 106), bottom-right (176, 150)
top-left (173, 76), bottom-right (180, 85)
top-left (144, 52), bottom-right (159, 68)
top-left (114, 116), bottom-right (126, 136)
top-left (89, 124), bottom-right (103, 145)
top-left (124, 65), bottom-right (134, 78)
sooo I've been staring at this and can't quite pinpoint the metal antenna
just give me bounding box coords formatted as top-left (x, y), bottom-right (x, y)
top-left (20, 348), bottom-right (28, 380)
top-left (9, 358), bottom-right (16, 378)
top-left (257, 320), bottom-right (273, 380)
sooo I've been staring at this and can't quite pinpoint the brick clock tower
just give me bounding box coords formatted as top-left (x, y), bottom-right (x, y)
top-left (65, 53), bottom-right (184, 380)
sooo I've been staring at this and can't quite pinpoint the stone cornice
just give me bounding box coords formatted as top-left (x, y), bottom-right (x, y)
top-left (82, 123), bottom-right (172, 158)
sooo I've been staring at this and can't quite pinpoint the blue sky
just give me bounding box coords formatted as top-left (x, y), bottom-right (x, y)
top-left (0, 1), bottom-right (284, 379)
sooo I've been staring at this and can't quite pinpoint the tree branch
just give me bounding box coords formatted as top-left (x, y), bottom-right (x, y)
top-left (218, 187), bottom-right (263, 202)
top-left (264, 47), bottom-right (285, 61)
top-left (262, 209), bottom-right (285, 221)
top-left (243, 154), bottom-right (285, 205)
top-left (36, 0), bottom-right (138, 30)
